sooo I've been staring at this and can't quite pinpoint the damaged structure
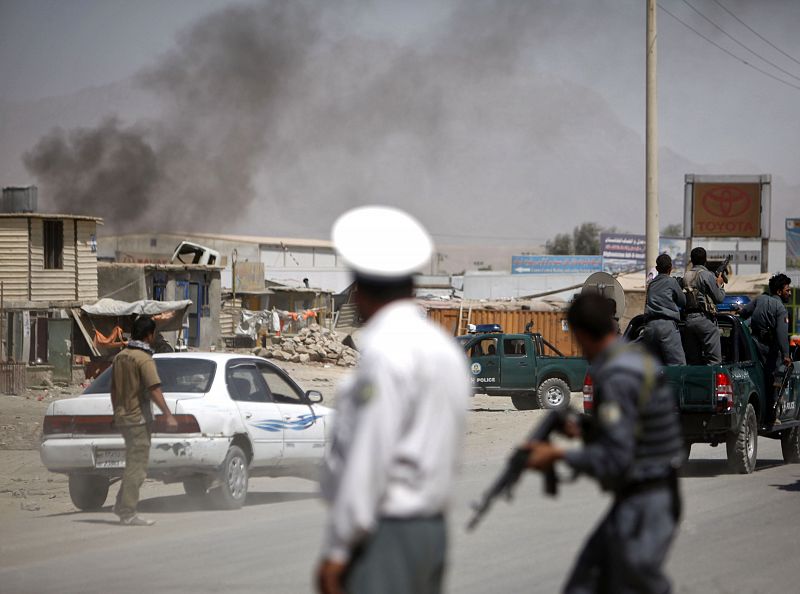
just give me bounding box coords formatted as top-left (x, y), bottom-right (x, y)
top-left (0, 187), bottom-right (101, 388)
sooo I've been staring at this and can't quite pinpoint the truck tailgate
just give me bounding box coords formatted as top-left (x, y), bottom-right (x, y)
top-left (662, 365), bottom-right (723, 412)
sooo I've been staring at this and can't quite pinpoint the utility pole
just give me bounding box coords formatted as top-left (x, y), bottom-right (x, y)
top-left (646, 0), bottom-right (659, 274)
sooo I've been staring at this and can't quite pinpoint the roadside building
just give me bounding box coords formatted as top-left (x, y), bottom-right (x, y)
top-left (96, 262), bottom-right (222, 349)
top-left (98, 231), bottom-right (352, 294)
top-left (0, 187), bottom-right (101, 388)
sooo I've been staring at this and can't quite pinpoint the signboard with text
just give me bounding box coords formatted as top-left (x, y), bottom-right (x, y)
top-left (788, 219), bottom-right (800, 270)
top-left (601, 234), bottom-right (686, 273)
top-left (692, 182), bottom-right (761, 237)
top-left (511, 255), bottom-right (602, 274)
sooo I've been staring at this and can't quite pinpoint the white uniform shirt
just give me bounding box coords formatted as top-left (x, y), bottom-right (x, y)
top-left (320, 300), bottom-right (471, 563)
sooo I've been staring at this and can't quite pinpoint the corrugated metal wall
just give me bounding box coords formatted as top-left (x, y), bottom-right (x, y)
top-left (76, 221), bottom-right (98, 301)
top-left (427, 307), bottom-right (580, 356)
top-left (30, 219), bottom-right (77, 301)
top-left (0, 219), bottom-right (29, 300)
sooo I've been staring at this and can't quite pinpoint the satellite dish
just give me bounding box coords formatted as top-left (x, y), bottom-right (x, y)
top-left (581, 272), bottom-right (626, 320)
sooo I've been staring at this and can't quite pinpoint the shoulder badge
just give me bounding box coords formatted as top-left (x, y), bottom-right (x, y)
top-left (598, 401), bottom-right (622, 427)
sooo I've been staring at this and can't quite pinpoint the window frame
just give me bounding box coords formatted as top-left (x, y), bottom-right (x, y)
top-left (256, 360), bottom-right (307, 405)
top-left (43, 220), bottom-right (64, 270)
top-left (503, 338), bottom-right (528, 357)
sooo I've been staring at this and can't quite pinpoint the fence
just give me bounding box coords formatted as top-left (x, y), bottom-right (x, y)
top-left (426, 307), bottom-right (579, 356)
top-left (0, 362), bottom-right (27, 395)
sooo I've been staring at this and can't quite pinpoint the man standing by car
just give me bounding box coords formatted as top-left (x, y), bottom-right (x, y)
top-left (683, 247), bottom-right (726, 364)
top-left (316, 206), bottom-right (470, 594)
top-left (527, 293), bottom-right (683, 593)
top-left (643, 253), bottom-right (686, 365)
top-left (739, 273), bottom-right (792, 424)
top-left (111, 316), bottom-right (177, 526)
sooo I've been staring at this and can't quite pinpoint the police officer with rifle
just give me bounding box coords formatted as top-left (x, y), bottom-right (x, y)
top-left (472, 293), bottom-right (684, 593)
top-left (739, 273), bottom-right (793, 425)
top-left (682, 247), bottom-right (726, 364)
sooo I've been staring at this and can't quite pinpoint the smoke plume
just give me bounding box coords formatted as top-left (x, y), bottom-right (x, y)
top-left (23, 0), bottom-right (685, 237)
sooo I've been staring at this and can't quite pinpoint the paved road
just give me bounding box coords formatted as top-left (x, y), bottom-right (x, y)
top-left (2, 439), bottom-right (799, 594)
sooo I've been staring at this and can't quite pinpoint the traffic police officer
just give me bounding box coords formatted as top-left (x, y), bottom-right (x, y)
top-left (528, 293), bottom-right (683, 594)
top-left (739, 273), bottom-right (792, 423)
top-left (316, 206), bottom-right (471, 594)
top-left (683, 247), bottom-right (726, 364)
top-left (643, 254), bottom-right (686, 365)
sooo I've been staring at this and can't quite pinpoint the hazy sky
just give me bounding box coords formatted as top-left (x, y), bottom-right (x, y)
top-left (1, 0), bottom-right (798, 242)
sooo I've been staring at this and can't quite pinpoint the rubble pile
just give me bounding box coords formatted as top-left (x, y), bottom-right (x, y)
top-left (254, 324), bottom-right (359, 367)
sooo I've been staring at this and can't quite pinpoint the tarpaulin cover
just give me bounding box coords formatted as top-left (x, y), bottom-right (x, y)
top-left (81, 299), bottom-right (193, 317)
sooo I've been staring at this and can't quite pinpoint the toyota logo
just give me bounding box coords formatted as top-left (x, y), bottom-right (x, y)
top-left (701, 186), bottom-right (752, 218)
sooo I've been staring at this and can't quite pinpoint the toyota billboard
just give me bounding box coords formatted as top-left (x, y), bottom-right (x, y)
top-left (685, 175), bottom-right (769, 240)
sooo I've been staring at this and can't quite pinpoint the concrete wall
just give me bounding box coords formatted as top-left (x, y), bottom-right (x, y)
top-left (462, 271), bottom-right (589, 302)
top-left (97, 265), bottom-right (148, 302)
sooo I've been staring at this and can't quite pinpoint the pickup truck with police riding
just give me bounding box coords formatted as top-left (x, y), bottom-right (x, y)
top-left (621, 313), bottom-right (800, 473)
top-left (458, 325), bottom-right (588, 412)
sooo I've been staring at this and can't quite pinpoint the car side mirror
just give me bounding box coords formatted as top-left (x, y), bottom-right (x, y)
top-left (306, 390), bottom-right (323, 404)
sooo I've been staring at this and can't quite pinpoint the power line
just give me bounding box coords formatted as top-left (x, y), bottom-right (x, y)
top-left (710, 0), bottom-right (800, 69)
top-left (659, 4), bottom-right (800, 92)
top-left (679, 0), bottom-right (800, 84)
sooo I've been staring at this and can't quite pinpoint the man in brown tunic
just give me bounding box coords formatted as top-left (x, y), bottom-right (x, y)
top-left (111, 316), bottom-right (177, 526)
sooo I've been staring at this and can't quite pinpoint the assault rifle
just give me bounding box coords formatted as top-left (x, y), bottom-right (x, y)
top-left (466, 410), bottom-right (579, 531)
top-left (715, 255), bottom-right (731, 284)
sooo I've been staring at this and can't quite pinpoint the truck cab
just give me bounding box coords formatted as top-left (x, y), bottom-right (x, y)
top-left (458, 327), bottom-right (588, 412)
top-left (623, 314), bottom-right (800, 473)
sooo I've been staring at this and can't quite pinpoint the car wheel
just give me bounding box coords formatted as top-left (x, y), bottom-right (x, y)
top-left (781, 427), bottom-right (800, 464)
top-left (68, 474), bottom-right (110, 511)
top-left (210, 445), bottom-right (249, 510)
top-left (726, 403), bottom-right (757, 474)
top-left (511, 394), bottom-right (536, 410)
top-left (183, 476), bottom-right (209, 498)
top-left (536, 378), bottom-right (571, 412)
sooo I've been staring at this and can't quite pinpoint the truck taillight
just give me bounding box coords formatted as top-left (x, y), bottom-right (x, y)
top-left (715, 372), bottom-right (734, 413)
top-left (583, 373), bottom-right (594, 413)
top-left (152, 414), bottom-right (201, 433)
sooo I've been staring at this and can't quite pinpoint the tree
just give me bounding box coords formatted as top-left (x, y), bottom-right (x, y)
top-left (545, 233), bottom-right (572, 255)
top-left (662, 223), bottom-right (682, 237)
top-left (572, 223), bottom-right (601, 255)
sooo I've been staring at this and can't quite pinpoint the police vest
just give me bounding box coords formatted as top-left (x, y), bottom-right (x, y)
top-left (683, 268), bottom-right (716, 314)
top-left (592, 344), bottom-right (684, 489)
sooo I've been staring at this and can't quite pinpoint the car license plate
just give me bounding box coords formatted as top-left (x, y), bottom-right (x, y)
top-left (95, 449), bottom-right (126, 468)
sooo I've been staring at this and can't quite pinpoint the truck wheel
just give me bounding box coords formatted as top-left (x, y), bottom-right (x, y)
top-left (726, 403), bottom-right (757, 474)
top-left (780, 427), bottom-right (800, 463)
top-left (537, 378), bottom-right (571, 412)
top-left (209, 445), bottom-right (248, 510)
top-left (511, 394), bottom-right (537, 410)
top-left (68, 474), bottom-right (110, 511)
top-left (183, 476), bottom-right (209, 498)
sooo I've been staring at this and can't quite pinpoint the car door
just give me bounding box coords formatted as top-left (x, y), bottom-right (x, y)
top-left (500, 336), bottom-right (533, 390)
top-left (226, 360), bottom-right (283, 466)
top-left (467, 337), bottom-right (501, 389)
top-left (256, 361), bottom-right (325, 465)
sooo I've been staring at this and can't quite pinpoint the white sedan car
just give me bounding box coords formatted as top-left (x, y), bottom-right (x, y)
top-left (41, 353), bottom-right (334, 510)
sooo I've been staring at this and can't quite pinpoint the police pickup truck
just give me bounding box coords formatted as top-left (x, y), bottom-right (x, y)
top-left (623, 313), bottom-right (800, 473)
top-left (458, 325), bottom-right (588, 412)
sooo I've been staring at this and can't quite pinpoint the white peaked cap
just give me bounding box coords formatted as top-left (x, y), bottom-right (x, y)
top-left (332, 206), bottom-right (433, 279)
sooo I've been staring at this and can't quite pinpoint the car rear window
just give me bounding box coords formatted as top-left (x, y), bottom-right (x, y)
top-left (84, 358), bottom-right (216, 394)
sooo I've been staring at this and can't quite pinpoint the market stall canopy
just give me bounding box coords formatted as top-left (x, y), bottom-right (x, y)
top-left (81, 298), bottom-right (193, 317)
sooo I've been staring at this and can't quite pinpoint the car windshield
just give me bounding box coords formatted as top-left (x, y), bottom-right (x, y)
top-left (83, 358), bottom-right (217, 394)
